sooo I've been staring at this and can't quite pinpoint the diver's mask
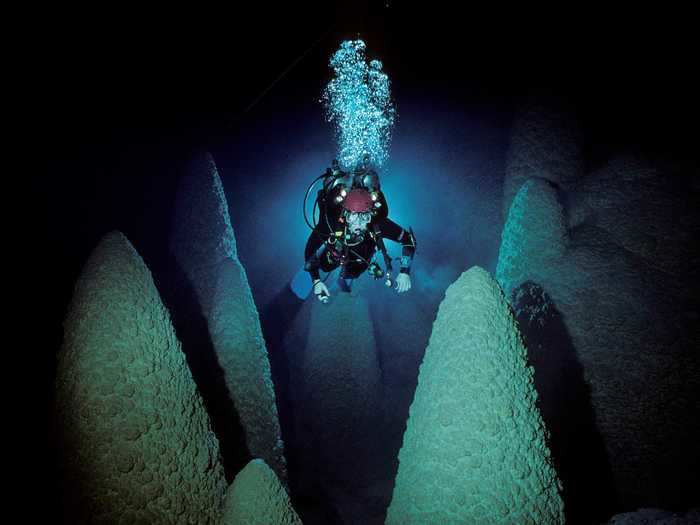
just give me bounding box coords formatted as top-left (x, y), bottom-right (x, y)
top-left (345, 210), bottom-right (372, 234)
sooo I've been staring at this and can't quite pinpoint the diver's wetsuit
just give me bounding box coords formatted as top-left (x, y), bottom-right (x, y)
top-left (304, 185), bottom-right (416, 282)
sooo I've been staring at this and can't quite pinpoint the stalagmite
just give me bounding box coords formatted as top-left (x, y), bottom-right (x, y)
top-left (496, 152), bottom-right (700, 510)
top-left (55, 231), bottom-right (227, 524)
top-left (502, 98), bottom-right (583, 219)
top-left (386, 266), bottom-right (564, 525)
top-left (171, 152), bottom-right (286, 480)
top-left (222, 459), bottom-right (302, 525)
top-left (496, 177), bottom-right (567, 300)
top-left (289, 278), bottom-right (387, 523)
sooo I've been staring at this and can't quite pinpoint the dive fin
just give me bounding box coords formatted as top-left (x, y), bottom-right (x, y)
top-left (290, 266), bottom-right (313, 299)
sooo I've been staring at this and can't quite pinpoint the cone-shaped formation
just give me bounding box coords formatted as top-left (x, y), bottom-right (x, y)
top-left (503, 99), bottom-right (583, 219)
top-left (496, 178), bottom-right (567, 299)
top-left (170, 151), bottom-right (239, 317)
top-left (386, 266), bottom-right (564, 525)
top-left (222, 459), bottom-right (302, 525)
top-left (604, 507), bottom-right (700, 524)
top-left (495, 154), bottom-right (700, 510)
top-left (567, 154), bottom-right (693, 277)
top-left (289, 279), bottom-right (387, 523)
top-left (55, 231), bottom-right (227, 524)
top-left (301, 286), bottom-right (381, 439)
top-left (171, 152), bottom-right (286, 480)
top-left (209, 260), bottom-right (285, 472)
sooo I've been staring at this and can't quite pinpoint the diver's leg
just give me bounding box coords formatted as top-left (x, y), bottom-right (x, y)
top-left (338, 275), bottom-right (354, 292)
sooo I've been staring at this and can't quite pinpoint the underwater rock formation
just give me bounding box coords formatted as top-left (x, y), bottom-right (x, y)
top-left (222, 459), bottom-right (302, 525)
top-left (567, 154), bottom-right (697, 278)
top-left (55, 231), bottom-right (227, 524)
top-left (502, 98), bottom-right (583, 219)
top-left (496, 154), bottom-right (700, 511)
top-left (496, 177), bottom-right (567, 299)
top-left (170, 152), bottom-right (286, 481)
top-left (368, 283), bottom-right (434, 507)
top-left (605, 507), bottom-right (700, 524)
top-left (288, 277), bottom-right (388, 524)
top-left (386, 266), bottom-right (564, 525)
top-left (509, 281), bottom-right (616, 524)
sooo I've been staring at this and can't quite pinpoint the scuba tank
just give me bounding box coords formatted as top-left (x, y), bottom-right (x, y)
top-left (304, 158), bottom-right (386, 235)
top-left (301, 159), bottom-right (399, 294)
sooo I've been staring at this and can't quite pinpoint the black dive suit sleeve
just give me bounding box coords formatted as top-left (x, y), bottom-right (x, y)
top-left (304, 228), bottom-right (327, 282)
top-left (304, 189), bottom-right (335, 281)
top-left (375, 217), bottom-right (417, 274)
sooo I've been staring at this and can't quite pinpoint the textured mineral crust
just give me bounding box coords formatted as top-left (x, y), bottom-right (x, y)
top-left (55, 231), bottom-right (227, 524)
top-left (605, 507), bottom-right (700, 525)
top-left (386, 266), bottom-right (564, 525)
top-left (502, 98), bottom-right (583, 219)
top-left (222, 459), bottom-right (302, 525)
top-left (288, 277), bottom-right (388, 524)
top-left (496, 177), bottom-right (567, 296)
top-left (496, 153), bottom-right (700, 511)
top-left (170, 151), bottom-right (286, 480)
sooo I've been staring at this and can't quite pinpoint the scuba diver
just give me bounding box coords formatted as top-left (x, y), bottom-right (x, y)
top-left (301, 155), bottom-right (417, 303)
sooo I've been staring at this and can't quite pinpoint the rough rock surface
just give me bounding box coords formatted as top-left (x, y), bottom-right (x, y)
top-left (605, 507), bottom-right (700, 524)
top-left (496, 155), bottom-right (700, 511)
top-left (509, 281), bottom-right (616, 524)
top-left (386, 266), bottom-right (564, 525)
top-left (170, 152), bottom-right (286, 480)
top-left (496, 177), bottom-right (567, 297)
top-left (222, 459), bottom-right (302, 525)
top-left (55, 231), bottom-right (227, 524)
top-left (368, 282), bottom-right (434, 523)
top-left (567, 155), bottom-right (697, 279)
top-left (287, 277), bottom-right (388, 524)
top-left (502, 98), bottom-right (583, 219)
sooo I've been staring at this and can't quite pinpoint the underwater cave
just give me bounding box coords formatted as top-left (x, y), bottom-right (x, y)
top-left (37, 3), bottom-right (699, 524)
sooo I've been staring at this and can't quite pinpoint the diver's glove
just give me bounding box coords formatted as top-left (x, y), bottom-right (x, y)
top-left (312, 279), bottom-right (330, 303)
top-left (395, 273), bottom-right (412, 294)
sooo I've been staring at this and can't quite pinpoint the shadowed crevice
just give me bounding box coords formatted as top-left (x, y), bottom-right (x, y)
top-left (158, 257), bottom-right (250, 483)
top-left (512, 281), bottom-right (618, 524)
top-left (258, 287), bottom-right (305, 480)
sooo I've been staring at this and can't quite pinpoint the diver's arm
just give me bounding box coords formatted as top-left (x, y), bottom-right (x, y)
top-left (304, 232), bottom-right (331, 302)
top-left (376, 217), bottom-right (417, 274)
top-left (304, 231), bottom-right (324, 281)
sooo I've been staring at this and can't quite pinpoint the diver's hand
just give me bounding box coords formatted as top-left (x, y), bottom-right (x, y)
top-left (395, 273), bottom-right (411, 293)
top-left (313, 279), bottom-right (330, 303)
